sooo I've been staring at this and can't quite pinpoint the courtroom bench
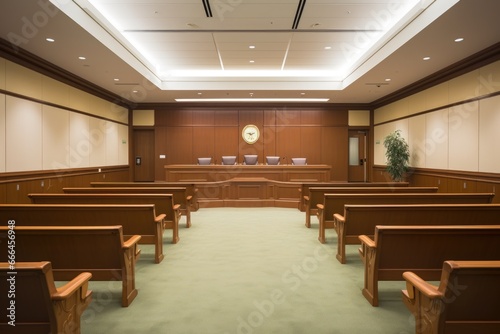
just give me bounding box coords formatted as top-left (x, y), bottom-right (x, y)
top-left (333, 203), bottom-right (500, 264)
top-left (304, 186), bottom-right (438, 228)
top-left (0, 261), bottom-right (92, 334)
top-left (78, 185), bottom-right (193, 227)
top-left (0, 225), bottom-right (141, 307)
top-left (357, 225), bottom-right (500, 306)
top-left (317, 192), bottom-right (494, 243)
top-left (90, 181), bottom-right (198, 211)
top-left (0, 203), bottom-right (166, 264)
top-left (299, 181), bottom-right (409, 211)
top-left (402, 260), bottom-right (500, 334)
top-left (28, 193), bottom-right (181, 244)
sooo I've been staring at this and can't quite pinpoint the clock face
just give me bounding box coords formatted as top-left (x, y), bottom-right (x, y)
top-left (242, 124), bottom-right (260, 144)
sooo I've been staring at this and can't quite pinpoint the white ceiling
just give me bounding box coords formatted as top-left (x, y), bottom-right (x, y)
top-left (1, 0), bottom-right (500, 104)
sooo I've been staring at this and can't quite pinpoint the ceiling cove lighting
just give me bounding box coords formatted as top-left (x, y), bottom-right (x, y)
top-left (175, 98), bottom-right (330, 103)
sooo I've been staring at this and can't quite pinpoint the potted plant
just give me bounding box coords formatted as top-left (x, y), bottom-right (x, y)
top-left (383, 130), bottom-right (410, 182)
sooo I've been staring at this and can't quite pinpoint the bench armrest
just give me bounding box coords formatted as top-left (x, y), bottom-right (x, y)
top-left (333, 213), bottom-right (344, 224)
top-left (186, 195), bottom-right (193, 202)
top-left (358, 235), bottom-right (375, 248)
top-left (303, 195), bottom-right (309, 202)
top-left (123, 235), bottom-right (142, 249)
top-left (53, 272), bottom-right (92, 300)
top-left (173, 204), bottom-right (181, 211)
top-left (155, 213), bottom-right (166, 223)
top-left (316, 204), bottom-right (324, 210)
top-left (402, 271), bottom-right (441, 300)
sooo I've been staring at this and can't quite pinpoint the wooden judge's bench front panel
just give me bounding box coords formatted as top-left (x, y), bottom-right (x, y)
top-left (164, 164), bottom-right (332, 208)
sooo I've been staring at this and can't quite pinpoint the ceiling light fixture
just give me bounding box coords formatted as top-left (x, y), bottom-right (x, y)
top-left (454, 37), bottom-right (464, 42)
top-left (423, 56), bottom-right (430, 60)
top-left (46, 38), bottom-right (55, 42)
top-left (249, 45), bottom-right (255, 49)
top-left (175, 98), bottom-right (330, 103)
top-left (78, 56), bottom-right (86, 60)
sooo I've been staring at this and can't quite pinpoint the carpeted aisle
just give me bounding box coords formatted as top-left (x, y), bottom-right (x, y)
top-left (81, 207), bottom-right (414, 334)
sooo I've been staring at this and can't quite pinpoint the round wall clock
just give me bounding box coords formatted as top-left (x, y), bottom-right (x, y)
top-left (242, 124), bottom-right (260, 144)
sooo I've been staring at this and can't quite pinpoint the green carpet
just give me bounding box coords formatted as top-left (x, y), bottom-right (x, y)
top-left (81, 207), bottom-right (414, 334)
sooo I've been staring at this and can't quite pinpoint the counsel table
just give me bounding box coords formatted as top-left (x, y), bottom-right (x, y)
top-left (164, 164), bottom-right (332, 182)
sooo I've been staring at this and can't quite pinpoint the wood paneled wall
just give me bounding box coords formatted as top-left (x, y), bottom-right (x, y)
top-left (154, 106), bottom-right (349, 181)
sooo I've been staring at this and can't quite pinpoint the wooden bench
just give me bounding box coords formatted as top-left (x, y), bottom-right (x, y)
top-left (28, 193), bottom-right (181, 244)
top-left (357, 225), bottom-right (500, 306)
top-left (90, 181), bottom-right (198, 213)
top-left (333, 203), bottom-right (500, 264)
top-left (0, 225), bottom-right (141, 307)
top-left (299, 181), bottom-right (409, 211)
top-left (317, 192), bottom-right (494, 243)
top-left (0, 261), bottom-right (92, 334)
top-left (402, 260), bottom-right (500, 334)
top-left (67, 186), bottom-right (193, 228)
top-left (304, 186), bottom-right (438, 228)
top-left (0, 204), bottom-right (166, 264)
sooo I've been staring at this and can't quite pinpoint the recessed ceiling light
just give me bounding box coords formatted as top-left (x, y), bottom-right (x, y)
top-left (78, 56), bottom-right (86, 60)
top-left (249, 60), bottom-right (255, 63)
top-left (324, 46), bottom-right (331, 50)
top-left (197, 92), bottom-right (202, 95)
top-left (454, 37), bottom-right (464, 42)
top-left (46, 38), bottom-right (55, 42)
top-left (114, 78), bottom-right (119, 81)
top-left (385, 78), bottom-right (391, 82)
top-left (249, 45), bottom-right (255, 49)
top-left (423, 56), bottom-right (431, 61)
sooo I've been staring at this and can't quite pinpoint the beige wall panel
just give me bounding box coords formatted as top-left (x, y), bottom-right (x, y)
top-left (0, 94), bottom-right (5, 172)
top-left (133, 109), bottom-right (155, 126)
top-left (89, 117), bottom-right (107, 167)
top-left (42, 105), bottom-right (69, 170)
top-left (118, 124), bottom-right (129, 165)
top-left (69, 112), bottom-right (90, 168)
top-left (0, 58), bottom-right (5, 90)
top-left (448, 102), bottom-right (479, 171)
top-left (42, 76), bottom-right (70, 107)
top-left (424, 109), bottom-right (449, 170)
top-left (374, 98), bottom-right (408, 124)
top-left (348, 110), bottom-right (370, 126)
top-left (68, 86), bottom-right (90, 113)
top-left (479, 95), bottom-right (500, 173)
top-left (425, 82), bottom-right (449, 111)
top-left (448, 70), bottom-right (480, 104)
top-left (6, 96), bottom-right (42, 172)
top-left (5, 60), bottom-right (42, 100)
top-left (408, 114), bottom-right (426, 168)
top-left (105, 121), bottom-right (119, 165)
top-left (407, 91), bottom-right (427, 115)
top-left (373, 119), bottom-right (408, 165)
top-left (89, 96), bottom-right (107, 119)
top-left (478, 60), bottom-right (500, 96)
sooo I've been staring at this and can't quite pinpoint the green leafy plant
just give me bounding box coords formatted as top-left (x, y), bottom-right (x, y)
top-left (383, 130), bottom-right (410, 182)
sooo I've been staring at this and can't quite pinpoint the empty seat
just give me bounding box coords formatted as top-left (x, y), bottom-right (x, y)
top-left (266, 156), bottom-right (280, 165)
top-left (243, 155), bottom-right (258, 165)
top-left (221, 156), bottom-right (237, 165)
top-left (291, 158), bottom-right (307, 165)
top-left (197, 157), bottom-right (212, 165)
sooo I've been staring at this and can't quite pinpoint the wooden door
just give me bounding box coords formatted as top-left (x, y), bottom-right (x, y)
top-left (133, 129), bottom-right (155, 181)
top-left (348, 130), bottom-right (367, 182)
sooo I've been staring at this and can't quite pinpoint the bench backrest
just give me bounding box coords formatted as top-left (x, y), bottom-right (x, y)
top-left (373, 225), bottom-right (500, 280)
top-left (28, 193), bottom-right (176, 221)
top-left (300, 181), bottom-right (409, 209)
top-left (64, 186), bottom-right (188, 208)
top-left (438, 261), bottom-right (500, 330)
top-left (0, 204), bottom-right (158, 240)
top-left (0, 262), bottom-right (54, 332)
top-left (90, 181), bottom-right (198, 206)
top-left (323, 192), bottom-right (494, 223)
top-left (308, 186), bottom-right (438, 209)
top-left (0, 226), bottom-right (125, 281)
top-left (342, 203), bottom-right (500, 241)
